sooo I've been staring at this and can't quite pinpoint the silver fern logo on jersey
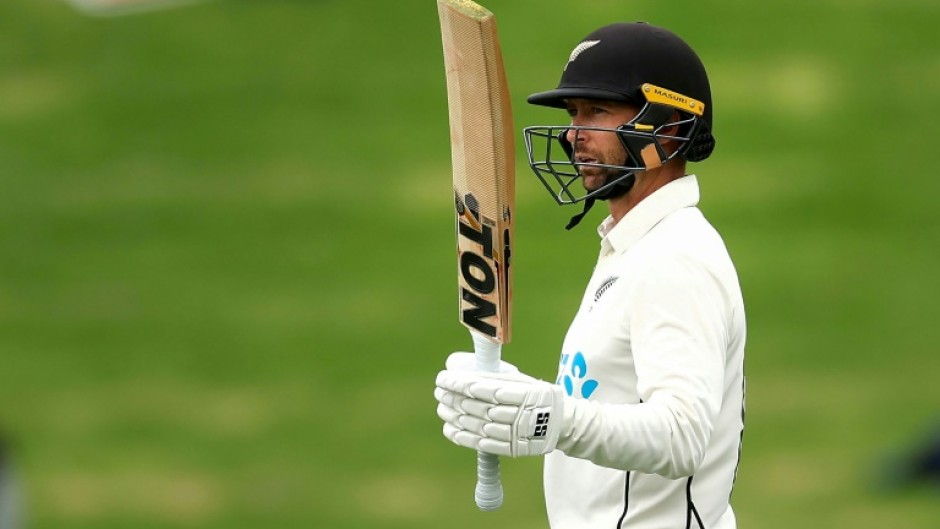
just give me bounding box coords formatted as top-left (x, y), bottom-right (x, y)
top-left (565, 40), bottom-right (600, 70)
top-left (593, 276), bottom-right (618, 302)
top-left (588, 276), bottom-right (618, 312)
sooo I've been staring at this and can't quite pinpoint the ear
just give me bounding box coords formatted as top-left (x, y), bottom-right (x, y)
top-left (661, 111), bottom-right (682, 137)
top-left (639, 112), bottom-right (683, 170)
top-left (656, 111), bottom-right (683, 155)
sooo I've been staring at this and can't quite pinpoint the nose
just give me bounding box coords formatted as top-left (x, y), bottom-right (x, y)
top-left (565, 126), bottom-right (584, 145)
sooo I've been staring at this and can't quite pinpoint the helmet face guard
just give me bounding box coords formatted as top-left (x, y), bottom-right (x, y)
top-left (524, 83), bottom-right (713, 205)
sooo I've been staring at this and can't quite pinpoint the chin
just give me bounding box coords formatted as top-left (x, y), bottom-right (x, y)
top-left (581, 175), bottom-right (607, 193)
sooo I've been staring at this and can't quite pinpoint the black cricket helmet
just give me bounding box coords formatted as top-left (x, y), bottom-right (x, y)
top-left (524, 22), bottom-right (716, 208)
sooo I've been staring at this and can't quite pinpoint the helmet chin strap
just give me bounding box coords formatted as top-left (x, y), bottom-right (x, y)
top-left (565, 198), bottom-right (595, 230)
top-left (565, 172), bottom-right (635, 230)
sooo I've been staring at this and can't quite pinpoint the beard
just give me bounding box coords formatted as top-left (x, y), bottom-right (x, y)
top-left (580, 165), bottom-right (624, 192)
top-left (576, 149), bottom-right (630, 192)
top-left (572, 144), bottom-right (635, 200)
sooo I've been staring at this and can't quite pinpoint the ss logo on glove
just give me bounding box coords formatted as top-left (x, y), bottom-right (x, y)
top-left (533, 412), bottom-right (551, 438)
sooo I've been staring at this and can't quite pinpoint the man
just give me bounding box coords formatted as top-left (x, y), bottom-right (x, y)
top-left (435, 22), bottom-right (746, 529)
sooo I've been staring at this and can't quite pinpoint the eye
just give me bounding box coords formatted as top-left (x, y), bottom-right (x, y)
top-left (565, 107), bottom-right (577, 118)
top-left (591, 106), bottom-right (608, 115)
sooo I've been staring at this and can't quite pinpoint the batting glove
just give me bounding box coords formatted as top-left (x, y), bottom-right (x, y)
top-left (435, 352), bottom-right (565, 458)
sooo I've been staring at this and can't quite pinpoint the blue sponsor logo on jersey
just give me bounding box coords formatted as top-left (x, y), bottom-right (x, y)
top-left (556, 351), bottom-right (599, 399)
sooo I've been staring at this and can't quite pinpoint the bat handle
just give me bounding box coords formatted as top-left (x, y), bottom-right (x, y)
top-left (470, 331), bottom-right (504, 511)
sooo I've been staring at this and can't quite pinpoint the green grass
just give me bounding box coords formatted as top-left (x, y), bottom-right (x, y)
top-left (2, 0), bottom-right (940, 527)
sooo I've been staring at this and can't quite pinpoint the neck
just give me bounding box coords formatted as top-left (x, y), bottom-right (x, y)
top-left (608, 162), bottom-right (686, 224)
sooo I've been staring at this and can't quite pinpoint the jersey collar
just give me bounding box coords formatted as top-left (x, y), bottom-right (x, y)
top-left (597, 174), bottom-right (700, 256)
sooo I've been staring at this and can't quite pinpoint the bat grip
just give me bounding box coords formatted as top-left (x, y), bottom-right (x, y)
top-left (472, 331), bottom-right (501, 372)
top-left (470, 331), bottom-right (504, 510)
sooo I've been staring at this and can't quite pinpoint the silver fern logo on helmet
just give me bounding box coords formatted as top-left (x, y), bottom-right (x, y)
top-left (565, 40), bottom-right (600, 70)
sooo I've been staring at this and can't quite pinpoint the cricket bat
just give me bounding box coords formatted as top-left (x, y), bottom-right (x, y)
top-left (437, 0), bottom-right (515, 511)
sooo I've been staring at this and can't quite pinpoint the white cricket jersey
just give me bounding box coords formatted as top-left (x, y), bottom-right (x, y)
top-left (544, 175), bottom-right (746, 529)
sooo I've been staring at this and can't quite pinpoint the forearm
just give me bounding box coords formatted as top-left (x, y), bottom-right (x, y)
top-left (556, 393), bottom-right (713, 479)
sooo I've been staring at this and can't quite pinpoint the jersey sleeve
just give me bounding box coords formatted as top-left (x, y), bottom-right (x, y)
top-left (555, 252), bottom-right (731, 478)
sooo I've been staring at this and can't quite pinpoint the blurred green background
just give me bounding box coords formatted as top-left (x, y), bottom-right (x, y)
top-left (2, 0), bottom-right (939, 527)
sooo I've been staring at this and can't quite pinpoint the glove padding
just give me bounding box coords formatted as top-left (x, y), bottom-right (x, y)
top-left (435, 352), bottom-right (565, 458)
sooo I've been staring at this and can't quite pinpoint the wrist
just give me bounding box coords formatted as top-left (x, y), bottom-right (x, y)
top-left (554, 394), bottom-right (591, 454)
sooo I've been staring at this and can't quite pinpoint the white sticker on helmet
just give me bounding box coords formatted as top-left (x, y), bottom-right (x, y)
top-left (565, 40), bottom-right (600, 70)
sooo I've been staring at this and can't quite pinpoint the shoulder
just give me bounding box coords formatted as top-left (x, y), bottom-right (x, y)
top-left (623, 207), bottom-right (741, 304)
top-left (639, 207), bottom-right (732, 265)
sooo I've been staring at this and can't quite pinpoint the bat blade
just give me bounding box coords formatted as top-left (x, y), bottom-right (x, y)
top-left (438, 0), bottom-right (514, 345)
top-left (437, 0), bottom-right (515, 512)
